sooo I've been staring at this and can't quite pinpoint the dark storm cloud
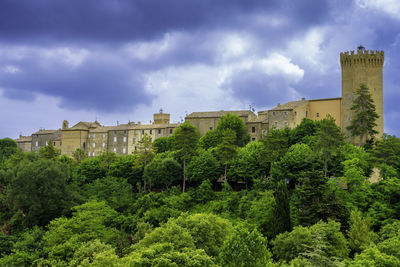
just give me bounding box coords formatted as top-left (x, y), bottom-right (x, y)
top-left (0, 0), bottom-right (333, 43)
top-left (0, 52), bottom-right (152, 112)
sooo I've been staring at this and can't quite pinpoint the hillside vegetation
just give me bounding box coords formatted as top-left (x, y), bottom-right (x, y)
top-left (1, 115), bottom-right (400, 266)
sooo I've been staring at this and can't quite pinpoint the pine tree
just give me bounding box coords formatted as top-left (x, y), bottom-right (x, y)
top-left (347, 84), bottom-right (379, 147)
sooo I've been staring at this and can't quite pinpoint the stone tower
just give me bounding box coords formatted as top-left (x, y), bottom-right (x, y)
top-left (340, 46), bottom-right (384, 142)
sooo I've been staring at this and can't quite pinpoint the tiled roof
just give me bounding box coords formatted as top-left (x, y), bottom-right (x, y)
top-left (270, 100), bottom-right (308, 111)
top-left (32, 129), bottom-right (61, 135)
top-left (15, 136), bottom-right (32, 142)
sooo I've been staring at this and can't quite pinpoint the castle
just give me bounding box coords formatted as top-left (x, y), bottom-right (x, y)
top-left (15, 47), bottom-right (384, 155)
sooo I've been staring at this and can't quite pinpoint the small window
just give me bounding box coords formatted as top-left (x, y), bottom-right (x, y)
top-left (36, 141), bottom-right (38, 147)
top-left (133, 138), bottom-right (136, 143)
top-left (114, 137), bottom-right (117, 142)
top-left (114, 130), bottom-right (117, 135)
top-left (158, 129), bottom-right (161, 134)
top-left (102, 142), bottom-right (105, 148)
top-left (53, 142), bottom-right (56, 146)
top-left (124, 130), bottom-right (127, 134)
top-left (273, 112), bottom-right (275, 116)
top-left (142, 130), bottom-right (145, 134)
top-left (150, 130), bottom-right (152, 134)
top-left (284, 112), bottom-right (287, 115)
top-left (88, 152), bottom-right (91, 157)
top-left (103, 133), bottom-right (106, 138)
top-left (252, 138), bottom-right (256, 141)
top-left (316, 113), bottom-right (319, 118)
top-left (135, 146), bottom-right (137, 151)
top-left (113, 148), bottom-right (116, 152)
top-left (170, 129), bottom-right (173, 134)
top-left (93, 133), bottom-right (96, 138)
top-left (274, 122), bottom-right (278, 126)
top-left (93, 142), bottom-right (96, 148)
top-left (123, 147), bottom-right (126, 154)
top-left (210, 127), bottom-right (213, 130)
top-left (92, 152), bottom-right (95, 157)
top-left (252, 127), bottom-right (255, 133)
top-left (123, 136), bottom-right (127, 142)
top-left (306, 111), bottom-right (308, 117)
top-left (88, 133), bottom-right (91, 138)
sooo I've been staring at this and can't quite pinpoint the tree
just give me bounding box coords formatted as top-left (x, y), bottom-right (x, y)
top-left (199, 129), bottom-right (222, 150)
top-left (7, 159), bottom-right (73, 227)
top-left (143, 153), bottom-right (182, 190)
top-left (0, 138), bottom-right (18, 163)
top-left (134, 133), bottom-right (155, 190)
top-left (216, 113), bottom-right (250, 147)
top-left (218, 224), bottom-right (272, 267)
top-left (314, 115), bottom-right (344, 177)
top-left (186, 149), bottom-right (220, 185)
top-left (372, 134), bottom-right (400, 173)
top-left (215, 129), bottom-right (237, 181)
top-left (346, 83), bottom-right (379, 146)
top-left (348, 210), bottom-right (377, 254)
top-left (153, 136), bottom-right (173, 153)
top-left (172, 121), bottom-right (200, 192)
top-left (289, 118), bottom-right (317, 145)
top-left (38, 140), bottom-right (61, 160)
top-left (72, 148), bottom-right (87, 163)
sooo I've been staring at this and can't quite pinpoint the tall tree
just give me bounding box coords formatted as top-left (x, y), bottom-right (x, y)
top-left (172, 121), bottom-right (200, 192)
top-left (314, 115), bottom-right (344, 177)
top-left (134, 133), bottom-right (155, 191)
top-left (38, 140), bottom-right (61, 160)
top-left (0, 138), bottom-right (18, 163)
top-left (216, 113), bottom-right (250, 147)
top-left (347, 83), bottom-right (379, 146)
top-left (216, 129), bottom-right (237, 181)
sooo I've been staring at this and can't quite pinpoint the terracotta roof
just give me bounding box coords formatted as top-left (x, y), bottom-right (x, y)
top-left (186, 110), bottom-right (254, 118)
top-left (67, 121), bottom-right (102, 130)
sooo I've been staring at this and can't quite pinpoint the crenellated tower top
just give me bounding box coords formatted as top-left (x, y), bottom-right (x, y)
top-left (340, 48), bottom-right (384, 68)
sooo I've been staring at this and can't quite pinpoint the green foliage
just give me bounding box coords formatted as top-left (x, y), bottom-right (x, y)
top-left (348, 210), bottom-right (377, 254)
top-left (346, 83), bottom-right (379, 146)
top-left (229, 141), bottom-right (268, 186)
top-left (289, 118), bottom-right (318, 145)
top-left (262, 128), bottom-right (290, 164)
top-left (143, 153), bottom-right (182, 190)
top-left (7, 159), bottom-right (74, 227)
top-left (186, 149), bottom-right (220, 185)
top-left (108, 154), bottom-right (143, 187)
top-left (349, 245), bottom-right (400, 267)
top-left (199, 129), bottom-right (222, 149)
top-left (38, 140), bottom-right (61, 160)
top-left (216, 113), bottom-right (250, 147)
top-left (72, 148), bottom-right (87, 163)
top-left (172, 121), bottom-right (200, 192)
top-left (216, 129), bottom-right (237, 180)
top-left (0, 138), bottom-right (18, 163)
top-left (153, 136), bottom-right (173, 153)
top-left (218, 224), bottom-right (272, 267)
top-left (42, 200), bottom-right (122, 262)
top-left (372, 134), bottom-right (400, 173)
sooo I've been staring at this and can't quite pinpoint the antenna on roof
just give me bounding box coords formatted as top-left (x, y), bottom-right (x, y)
top-left (159, 108), bottom-right (163, 114)
top-left (357, 44), bottom-right (365, 52)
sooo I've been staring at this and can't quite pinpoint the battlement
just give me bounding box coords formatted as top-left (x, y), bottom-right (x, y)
top-left (340, 50), bottom-right (384, 67)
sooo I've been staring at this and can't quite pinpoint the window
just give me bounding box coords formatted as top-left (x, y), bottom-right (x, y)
top-left (92, 152), bottom-right (95, 157)
top-left (93, 133), bottom-right (96, 138)
top-left (88, 152), bottom-right (91, 157)
top-left (114, 130), bottom-right (117, 135)
top-left (124, 130), bottom-right (127, 134)
top-left (135, 146), bottom-right (137, 151)
top-left (36, 141), bottom-right (38, 147)
top-left (252, 138), bottom-right (256, 141)
top-left (142, 130), bottom-right (145, 134)
top-left (316, 113), bottom-right (319, 118)
top-left (88, 133), bottom-right (91, 138)
top-left (274, 122), bottom-right (278, 127)
top-left (123, 136), bottom-right (127, 142)
top-left (103, 133), bottom-right (106, 138)
top-left (273, 112), bottom-right (275, 116)
top-left (284, 112), bottom-right (287, 115)
top-left (170, 129), bottom-right (173, 134)
top-left (158, 129), bottom-right (161, 134)
top-left (123, 147), bottom-right (126, 154)
top-left (210, 127), bottom-right (213, 130)
top-left (53, 142), bottom-right (56, 146)
top-left (133, 138), bottom-right (136, 143)
top-left (306, 111), bottom-right (308, 117)
top-left (150, 130), bottom-right (152, 134)
top-left (114, 137), bottom-right (117, 142)
top-left (252, 127), bottom-right (255, 133)
top-left (93, 142), bottom-right (96, 148)
top-left (113, 148), bottom-right (116, 152)
top-left (102, 142), bottom-right (105, 148)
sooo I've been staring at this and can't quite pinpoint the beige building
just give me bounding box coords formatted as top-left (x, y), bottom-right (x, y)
top-left (16, 47), bottom-right (384, 151)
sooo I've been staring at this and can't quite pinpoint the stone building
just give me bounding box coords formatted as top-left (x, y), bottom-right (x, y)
top-left (15, 135), bottom-right (32, 152)
top-left (15, 47), bottom-right (384, 152)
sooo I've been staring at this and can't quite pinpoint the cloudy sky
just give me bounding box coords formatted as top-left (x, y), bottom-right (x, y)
top-left (1, 0), bottom-right (399, 138)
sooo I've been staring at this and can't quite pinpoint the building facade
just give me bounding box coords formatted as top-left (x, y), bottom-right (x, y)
top-left (15, 48), bottom-right (384, 152)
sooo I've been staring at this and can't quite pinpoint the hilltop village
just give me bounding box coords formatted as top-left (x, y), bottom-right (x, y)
top-left (15, 47), bottom-right (384, 155)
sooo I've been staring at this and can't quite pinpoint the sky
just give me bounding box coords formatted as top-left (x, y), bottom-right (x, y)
top-left (0, 0), bottom-right (400, 138)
